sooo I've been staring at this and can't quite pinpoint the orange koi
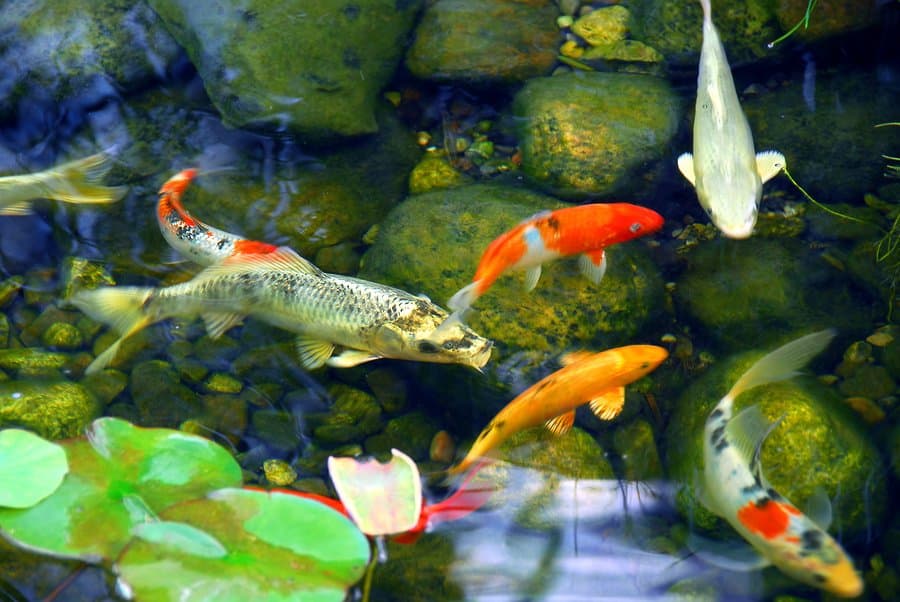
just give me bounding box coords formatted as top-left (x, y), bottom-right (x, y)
top-left (449, 345), bottom-right (669, 475)
top-left (156, 168), bottom-right (276, 266)
top-left (447, 203), bottom-right (664, 313)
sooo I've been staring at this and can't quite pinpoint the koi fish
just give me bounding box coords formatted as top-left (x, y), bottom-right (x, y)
top-left (447, 203), bottom-right (664, 313)
top-left (70, 246), bottom-right (493, 374)
top-left (698, 330), bottom-right (863, 597)
top-left (157, 168), bottom-right (276, 265)
top-left (449, 345), bottom-right (669, 475)
top-left (677, 0), bottom-right (785, 239)
top-left (0, 149), bottom-right (126, 215)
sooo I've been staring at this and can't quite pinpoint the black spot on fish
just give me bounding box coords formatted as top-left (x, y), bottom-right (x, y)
top-left (740, 484), bottom-right (762, 496)
top-left (753, 496), bottom-right (772, 509)
top-left (417, 341), bottom-right (438, 354)
top-left (343, 4), bottom-right (360, 20)
top-left (640, 361), bottom-right (649, 369)
top-left (710, 424), bottom-right (725, 445)
top-left (710, 408), bottom-right (724, 420)
top-left (546, 216), bottom-right (561, 231)
top-left (801, 529), bottom-right (824, 551)
top-left (714, 438), bottom-right (728, 454)
top-left (217, 239), bottom-right (228, 250)
top-left (813, 574), bottom-right (827, 584)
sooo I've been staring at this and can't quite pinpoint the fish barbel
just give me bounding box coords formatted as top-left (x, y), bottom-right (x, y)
top-left (449, 345), bottom-right (668, 475)
top-left (71, 246), bottom-right (493, 374)
top-left (0, 149), bottom-right (127, 215)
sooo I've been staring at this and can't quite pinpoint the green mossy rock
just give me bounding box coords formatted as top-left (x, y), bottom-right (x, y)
top-left (0, 349), bottom-right (69, 373)
top-left (664, 347), bottom-right (887, 539)
top-left (406, 0), bottom-right (558, 84)
top-left (0, 380), bottom-right (100, 439)
top-left (308, 384), bottom-right (383, 445)
top-left (408, 152), bottom-right (472, 195)
top-left (513, 71), bottom-right (680, 198)
top-left (612, 418), bottom-right (664, 481)
top-left (129, 360), bottom-right (203, 427)
top-left (149, 0), bottom-right (422, 140)
top-left (364, 411), bottom-right (440, 461)
top-left (372, 533), bottom-right (463, 602)
top-left (774, 0), bottom-right (879, 44)
top-left (675, 238), bottom-right (879, 350)
top-left (496, 426), bottom-right (615, 479)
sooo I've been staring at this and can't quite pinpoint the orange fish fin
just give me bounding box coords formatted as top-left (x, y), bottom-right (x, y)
top-left (588, 386), bottom-right (625, 421)
top-left (545, 410), bottom-right (575, 436)
top-left (578, 251), bottom-right (607, 285)
top-left (523, 265), bottom-right (542, 292)
top-left (559, 350), bottom-right (594, 367)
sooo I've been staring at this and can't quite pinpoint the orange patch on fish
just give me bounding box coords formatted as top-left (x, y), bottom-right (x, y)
top-left (737, 499), bottom-right (793, 540)
top-left (234, 239), bottom-right (278, 255)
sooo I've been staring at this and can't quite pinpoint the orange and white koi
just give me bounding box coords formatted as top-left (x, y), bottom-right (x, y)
top-left (699, 330), bottom-right (863, 597)
top-left (447, 203), bottom-right (664, 313)
top-left (0, 149), bottom-right (126, 215)
top-left (156, 168), bottom-right (276, 266)
top-left (449, 344), bottom-right (669, 475)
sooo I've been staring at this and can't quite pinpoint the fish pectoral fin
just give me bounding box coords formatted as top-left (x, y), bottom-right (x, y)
top-left (326, 349), bottom-right (382, 368)
top-left (725, 405), bottom-right (783, 474)
top-left (578, 251), bottom-right (607, 285)
top-left (588, 386), bottom-right (626, 421)
top-left (0, 202), bottom-right (34, 216)
top-left (202, 312), bottom-right (245, 339)
top-left (523, 265), bottom-right (542, 292)
top-left (559, 350), bottom-right (593, 367)
top-left (545, 410), bottom-right (575, 436)
top-left (803, 486), bottom-right (833, 531)
top-left (687, 531), bottom-right (771, 572)
top-left (676, 153), bottom-right (696, 186)
top-left (295, 337), bottom-right (335, 370)
top-left (755, 150), bottom-right (786, 183)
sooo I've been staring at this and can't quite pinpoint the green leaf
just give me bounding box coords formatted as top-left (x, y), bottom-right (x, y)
top-left (115, 489), bottom-right (370, 602)
top-left (0, 429), bottom-right (68, 509)
top-left (328, 448), bottom-right (422, 536)
top-left (0, 417), bottom-right (242, 560)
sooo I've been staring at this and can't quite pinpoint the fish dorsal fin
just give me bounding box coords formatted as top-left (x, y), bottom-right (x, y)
top-left (589, 386), bottom-right (626, 421)
top-left (804, 487), bottom-right (833, 531)
top-left (726, 329), bottom-right (836, 400)
top-left (560, 350), bottom-right (593, 367)
top-left (295, 336), bottom-right (335, 369)
top-left (725, 405), bottom-right (781, 472)
top-left (0, 202), bottom-right (34, 216)
top-left (687, 531), bottom-right (772, 572)
top-left (545, 410), bottom-right (575, 435)
top-left (523, 265), bottom-right (542, 292)
top-left (677, 153), bottom-right (696, 186)
top-left (327, 349), bottom-right (382, 368)
top-left (202, 312), bottom-right (244, 339)
top-left (201, 246), bottom-right (324, 280)
top-left (578, 251), bottom-right (607, 285)
top-left (755, 150), bottom-right (786, 183)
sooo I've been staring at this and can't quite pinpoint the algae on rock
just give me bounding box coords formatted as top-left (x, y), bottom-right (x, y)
top-left (0, 380), bottom-right (100, 439)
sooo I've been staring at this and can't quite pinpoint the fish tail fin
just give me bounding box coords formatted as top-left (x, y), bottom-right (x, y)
top-left (41, 150), bottom-right (128, 205)
top-left (726, 329), bottom-right (836, 400)
top-left (447, 281), bottom-right (481, 313)
top-left (698, 0), bottom-right (712, 22)
top-left (70, 287), bottom-right (154, 374)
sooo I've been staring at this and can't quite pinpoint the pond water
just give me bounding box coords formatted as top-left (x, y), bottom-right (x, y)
top-left (0, 1), bottom-right (899, 601)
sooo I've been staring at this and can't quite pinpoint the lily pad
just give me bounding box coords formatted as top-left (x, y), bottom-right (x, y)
top-left (115, 488), bottom-right (370, 602)
top-left (328, 448), bottom-right (422, 536)
top-left (0, 417), bottom-right (242, 560)
top-left (0, 429), bottom-right (68, 509)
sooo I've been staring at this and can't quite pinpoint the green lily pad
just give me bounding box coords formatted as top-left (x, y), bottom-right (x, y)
top-left (0, 417), bottom-right (242, 560)
top-left (0, 429), bottom-right (68, 509)
top-left (115, 488), bottom-right (370, 602)
top-left (328, 448), bottom-right (422, 536)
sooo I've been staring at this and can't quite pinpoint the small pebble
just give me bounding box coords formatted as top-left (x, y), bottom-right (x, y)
top-left (843, 397), bottom-right (886, 424)
top-left (429, 430), bottom-right (456, 464)
top-left (263, 459), bottom-right (298, 486)
top-left (867, 332), bottom-right (894, 347)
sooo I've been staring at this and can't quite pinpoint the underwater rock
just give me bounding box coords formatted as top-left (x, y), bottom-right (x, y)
top-left (674, 238), bottom-right (879, 350)
top-left (0, 315), bottom-right (8, 349)
top-left (148, 0), bottom-right (422, 140)
top-left (408, 152), bottom-right (472, 195)
top-left (313, 242), bottom-right (361, 276)
top-left (572, 6), bottom-right (631, 46)
top-left (40, 322), bottom-right (84, 351)
top-left (307, 384), bottom-right (383, 445)
top-left (365, 368), bottom-right (408, 414)
top-left (0, 1), bottom-right (181, 121)
top-left (202, 372), bottom-right (243, 394)
top-left (81, 369), bottom-right (128, 406)
top-left (129, 359), bottom-right (203, 427)
top-left (250, 409), bottom-right (303, 453)
top-left (364, 411), bottom-right (440, 461)
top-left (664, 346), bottom-right (887, 539)
top-left (262, 458), bottom-right (297, 487)
top-left (496, 426), bottom-right (615, 480)
top-left (58, 257), bottom-right (115, 303)
top-left (838, 364), bottom-right (895, 400)
top-left (513, 71), bottom-right (680, 198)
top-left (372, 533), bottom-right (464, 602)
top-left (611, 418), bottom-right (664, 481)
top-left (0, 349), bottom-right (69, 374)
top-left (0, 277), bottom-right (23, 309)
top-left (774, 0), bottom-right (879, 44)
top-left (0, 380), bottom-right (100, 439)
top-left (405, 0), bottom-right (557, 84)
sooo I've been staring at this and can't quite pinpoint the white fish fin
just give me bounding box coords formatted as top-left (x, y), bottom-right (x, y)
top-left (726, 329), bottom-right (836, 400)
top-left (803, 487), bottom-right (833, 531)
top-left (523, 265), bottom-right (542, 292)
top-left (725, 405), bottom-right (782, 471)
top-left (197, 246), bottom-right (323, 281)
top-left (755, 151), bottom-right (786, 184)
top-left (545, 410), bottom-right (575, 436)
top-left (69, 287), bottom-right (154, 375)
top-left (295, 337), bottom-right (335, 370)
top-left (687, 531), bottom-right (771, 572)
top-left (46, 150), bottom-right (127, 204)
top-left (0, 202), bottom-right (34, 216)
top-left (578, 251), bottom-right (607, 285)
top-left (677, 153), bottom-right (696, 186)
top-left (588, 386), bottom-right (626, 421)
top-left (202, 312), bottom-right (244, 339)
top-left (559, 350), bottom-right (593, 367)
top-left (447, 281), bottom-right (480, 313)
top-left (327, 349), bottom-right (382, 368)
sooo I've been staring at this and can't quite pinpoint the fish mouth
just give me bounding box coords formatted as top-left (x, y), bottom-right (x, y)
top-left (466, 339), bottom-right (494, 370)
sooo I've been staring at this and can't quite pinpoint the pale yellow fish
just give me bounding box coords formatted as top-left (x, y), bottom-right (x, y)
top-left (0, 150), bottom-right (127, 215)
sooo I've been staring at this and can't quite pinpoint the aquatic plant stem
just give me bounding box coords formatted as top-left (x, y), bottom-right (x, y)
top-left (360, 541), bottom-right (378, 602)
top-left (768, 0), bottom-right (819, 48)
top-left (781, 166), bottom-right (871, 226)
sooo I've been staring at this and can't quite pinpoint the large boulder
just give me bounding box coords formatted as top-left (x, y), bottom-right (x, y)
top-left (148, 0), bottom-right (422, 141)
top-left (0, 380), bottom-right (100, 439)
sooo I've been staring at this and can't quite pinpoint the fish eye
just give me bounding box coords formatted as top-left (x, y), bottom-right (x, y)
top-left (629, 222), bottom-right (642, 233)
top-left (443, 340), bottom-right (459, 350)
top-left (417, 341), bottom-right (439, 353)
